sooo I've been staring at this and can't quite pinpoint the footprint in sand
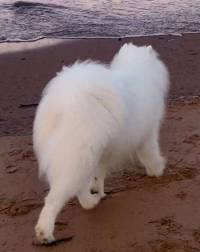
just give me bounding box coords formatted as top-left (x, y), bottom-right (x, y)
top-left (149, 215), bottom-right (182, 236)
top-left (5, 165), bottom-right (18, 174)
top-left (193, 228), bottom-right (200, 244)
top-left (175, 191), bottom-right (187, 200)
top-left (0, 199), bottom-right (42, 216)
top-left (149, 239), bottom-right (199, 252)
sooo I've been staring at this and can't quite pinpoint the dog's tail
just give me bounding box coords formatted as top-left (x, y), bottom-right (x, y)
top-left (33, 87), bottom-right (123, 180)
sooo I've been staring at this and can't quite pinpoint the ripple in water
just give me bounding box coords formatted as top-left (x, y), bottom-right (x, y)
top-left (0, 0), bottom-right (200, 42)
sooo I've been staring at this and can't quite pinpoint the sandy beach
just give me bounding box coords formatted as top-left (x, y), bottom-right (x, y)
top-left (0, 34), bottom-right (200, 251)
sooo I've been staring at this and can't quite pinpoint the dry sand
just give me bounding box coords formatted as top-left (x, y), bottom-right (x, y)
top-left (0, 34), bottom-right (200, 251)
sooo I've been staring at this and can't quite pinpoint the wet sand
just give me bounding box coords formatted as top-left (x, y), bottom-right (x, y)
top-left (0, 34), bottom-right (200, 251)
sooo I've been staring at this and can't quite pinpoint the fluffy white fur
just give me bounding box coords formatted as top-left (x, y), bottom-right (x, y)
top-left (33, 43), bottom-right (169, 243)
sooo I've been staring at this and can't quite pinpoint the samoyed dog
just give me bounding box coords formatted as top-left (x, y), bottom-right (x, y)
top-left (33, 43), bottom-right (169, 243)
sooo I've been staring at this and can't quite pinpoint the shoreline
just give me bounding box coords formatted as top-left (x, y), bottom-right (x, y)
top-left (0, 32), bottom-right (199, 51)
top-left (1, 31), bottom-right (199, 44)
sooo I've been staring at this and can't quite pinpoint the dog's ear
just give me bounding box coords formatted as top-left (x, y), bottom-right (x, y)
top-left (120, 43), bottom-right (128, 50)
top-left (147, 45), bottom-right (159, 57)
top-left (123, 43), bottom-right (128, 47)
top-left (147, 45), bottom-right (153, 53)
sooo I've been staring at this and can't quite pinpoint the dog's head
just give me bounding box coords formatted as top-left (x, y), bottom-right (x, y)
top-left (111, 43), bottom-right (159, 70)
top-left (119, 43), bottom-right (158, 57)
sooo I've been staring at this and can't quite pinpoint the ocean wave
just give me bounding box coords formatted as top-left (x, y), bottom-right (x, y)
top-left (0, 0), bottom-right (200, 42)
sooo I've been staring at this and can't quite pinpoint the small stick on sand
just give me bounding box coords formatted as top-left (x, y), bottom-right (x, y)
top-left (32, 235), bottom-right (74, 247)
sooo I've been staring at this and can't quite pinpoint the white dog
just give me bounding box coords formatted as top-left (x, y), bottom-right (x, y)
top-left (33, 43), bottom-right (169, 244)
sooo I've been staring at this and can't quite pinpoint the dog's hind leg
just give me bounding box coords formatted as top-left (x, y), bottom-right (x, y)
top-left (35, 182), bottom-right (69, 243)
top-left (35, 173), bottom-right (86, 244)
top-left (78, 167), bottom-right (106, 210)
top-left (77, 180), bottom-right (101, 210)
top-left (136, 131), bottom-right (166, 177)
top-left (92, 166), bottom-right (106, 199)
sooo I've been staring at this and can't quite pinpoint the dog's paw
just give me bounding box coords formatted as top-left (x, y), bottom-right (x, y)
top-left (35, 224), bottom-right (55, 244)
top-left (146, 167), bottom-right (164, 177)
top-left (78, 192), bottom-right (101, 210)
top-left (100, 192), bottom-right (107, 199)
top-left (90, 177), bottom-right (106, 199)
top-left (146, 158), bottom-right (166, 177)
top-left (90, 188), bottom-right (106, 199)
